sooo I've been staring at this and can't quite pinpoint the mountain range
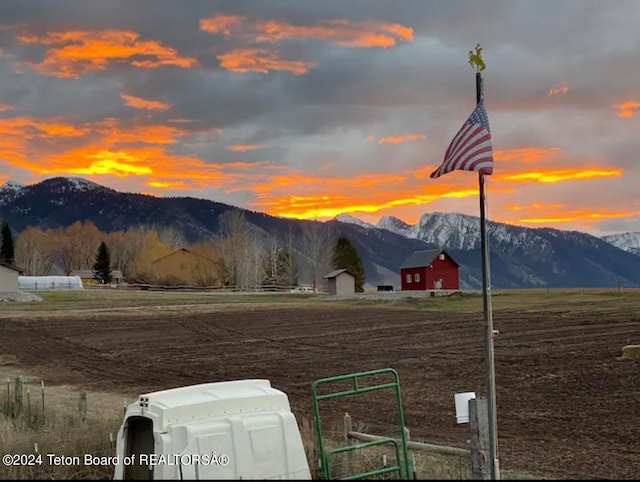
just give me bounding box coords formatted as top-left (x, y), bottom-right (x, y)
top-left (2, 177), bottom-right (640, 289)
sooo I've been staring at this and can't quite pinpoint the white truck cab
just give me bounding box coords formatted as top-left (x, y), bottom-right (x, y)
top-left (113, 379), bottom-right (311, 480)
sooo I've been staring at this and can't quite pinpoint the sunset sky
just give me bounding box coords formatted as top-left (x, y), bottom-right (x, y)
top-left (0, 0), bottom-right (639, 235)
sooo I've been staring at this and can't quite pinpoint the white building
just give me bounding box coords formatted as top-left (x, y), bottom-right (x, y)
top-left (0, 262), bottom-right (23, 293)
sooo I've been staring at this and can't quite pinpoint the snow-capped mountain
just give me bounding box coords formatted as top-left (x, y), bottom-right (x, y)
top-left (347, 211), bottom-right (640, 289)
top-left (602, 232), bottom-right (640, 256)
top-left (377, 216), bottom-right (413, 238)
top-left (374, 212), bottom-right (620, 258)
top-left (64, 177), bottom-right (102, 191)
top-left (3, 176), bottom-right (640, 289)
top-left (0, 180), bottom-right (26, 207)
top-left (334, 213), bottom-right (375, 230)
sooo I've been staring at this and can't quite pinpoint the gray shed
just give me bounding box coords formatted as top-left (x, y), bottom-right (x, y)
top-left (323, 269), bottom-right (356, 296)
top-left (0, 262), bottom-right (24, 293)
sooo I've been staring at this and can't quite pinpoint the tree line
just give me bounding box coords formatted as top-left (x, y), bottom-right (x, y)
top-left (3, 210), bottom-right (366, 290)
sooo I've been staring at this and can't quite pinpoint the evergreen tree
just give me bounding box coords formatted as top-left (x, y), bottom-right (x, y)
top-left (331, 236), bottom-right (365, 292)
top-left (0, 221), bottom-right (15, 265)
top-left (92, 241), bottom-right (112, 284)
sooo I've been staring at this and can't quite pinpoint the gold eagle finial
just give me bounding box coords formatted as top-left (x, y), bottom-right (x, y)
top-left (468, 43), bottom-right (485, 72)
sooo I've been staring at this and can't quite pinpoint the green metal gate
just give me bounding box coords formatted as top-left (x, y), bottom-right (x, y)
top-left (311, 368), bottom-right (410, 480)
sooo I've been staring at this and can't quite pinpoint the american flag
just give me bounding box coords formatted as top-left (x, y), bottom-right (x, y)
top-left (430, 102), bottom-right (493, 178)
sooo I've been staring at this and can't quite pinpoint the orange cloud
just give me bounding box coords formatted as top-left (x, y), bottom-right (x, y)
top-left (613, 101), bottom-right (640, 118)
top-left (65, 149), bottom-right (153, 177)
top-left (217, 49), bottom-right (316, 75)
top-left (370, 134), bottom-right (426, 144)
top-left (518, 210), bottom-right (640, 224)
top-left (247, 166), bottom-right (498, 219)
top-left (12, 141), bottom-right (284, 190)
top-left (227, 144), bottom-right (266, 152)
top-left (493, 147), bottom-right (561, 164)
top-left (0, 117), bottom-right (89, 138)
top-left (506, 202), bottom-right (566, 212)
top-left (0, 116), bottom-right (229, 186)
top-left (498, 168), bottom-right (622, 184)
top-left (200, 15), bottom-right (414, 48)
top-left (168, 118), bottom-right (193, 124)
top-left (93, 118), bottom-right (190, 145)
top-left (252, 19), bottom-right (414, 48)
top-left (17, 30), bottom-right (197, 78)
top-left (378, 135), bottom-right (405, 144)
top-left (254, 187), bottom-right (486, 220)
top-left (548, 84), bottom-right (569, 96)
top-left (199, 15), bottom-right (246, 37)
top-left (0, 104), bottom-right (12, 112)
top-left (121, 94), bottom-right (171, 111)
top-left (147, 180), bottom-right (192, 190)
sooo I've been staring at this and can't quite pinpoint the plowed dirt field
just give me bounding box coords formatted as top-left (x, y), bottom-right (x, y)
top-left (1, 296), bottom-right (639, 479)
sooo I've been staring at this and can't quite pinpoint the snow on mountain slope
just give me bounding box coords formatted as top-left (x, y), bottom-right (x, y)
top-left (377, 212), bottom-right (496, 249)
top-left (0, 180), bottom-right (27, 206)
top-left (602, 232), bottom-right (640, 256)
top-left (334, 213), bottom-right (375, 230)
top-left (376, 211), bottom-right (629, 262)
top-left (376, 216), bottom-right (413, 238)
top-left (0, 180), bottom-right (26, 191)
top-left (63, 177), bottom-right (102, 191)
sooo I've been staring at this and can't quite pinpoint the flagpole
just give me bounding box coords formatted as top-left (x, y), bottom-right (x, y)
top-left (476, 70), bottom-right (500, 480)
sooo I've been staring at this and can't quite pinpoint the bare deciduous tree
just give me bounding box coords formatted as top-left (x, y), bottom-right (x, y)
top-left (263, 233), bottom-right (298, 288)
top-left (216, 209), bottom-right (250, 289)
top-left (15, 227), bottom-right (59, 275)
top-left (156, 225), bottom-right (187, 250)
top-left (301, 221), bottom-right (334, 290)
top-left (59, 221), bottom-right (102, 273)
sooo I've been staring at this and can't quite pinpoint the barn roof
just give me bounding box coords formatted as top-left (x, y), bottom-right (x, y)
top-left (0, 261), bottom-right (24, 274)
top-left (399, 249), bottom-right (459, 269)
top-left (151, 248), bottom-right (215, 264)
top-left (323, 268), bottom-right (356, 279)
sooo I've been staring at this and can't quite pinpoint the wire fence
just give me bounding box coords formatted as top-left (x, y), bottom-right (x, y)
top-left (83, 282), bottom-right (326, 293)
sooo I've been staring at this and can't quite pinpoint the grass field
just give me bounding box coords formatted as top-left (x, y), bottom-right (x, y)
top-left (2, 286), bottom-right (637, 314)
top-left (1, 288), bottom-right (639, 479)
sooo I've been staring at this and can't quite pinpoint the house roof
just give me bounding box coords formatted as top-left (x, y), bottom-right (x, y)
top-left (0, 261), bottom-right (24, 274)
top-left (399, 249), bottom-right (459, 269)
top-left (70, 269), bottom-right (124, 278)
top-left (151, 248), bottom-right (215, 264)
top-left (323, 268), bottom-right (356, 279)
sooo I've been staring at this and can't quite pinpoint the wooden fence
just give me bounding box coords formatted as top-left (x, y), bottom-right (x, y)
top-left (85, 283), bottom-right (325, 293)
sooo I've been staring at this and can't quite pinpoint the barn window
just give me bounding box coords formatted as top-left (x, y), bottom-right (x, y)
top-left (439, 254), bottom-right (445, 260)
top-left (406, 274), bottom-right (412, 283)
top-left (414, 273), bottom-right (420, 282)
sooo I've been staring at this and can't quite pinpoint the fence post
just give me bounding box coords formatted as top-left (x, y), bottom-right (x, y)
top-left (13, 376), bottom-right (23, 416)
top-left (469, 397), bottom-right (490, 480)
top-left (404, 426), bottom-right (417, 479)
top-left (343, 412), bottom-right (354, 476)
top-left (27, 387), bottom-right (31, 426)
top-left (79, 391), bottom-right (87, 424)
top-left (41, 381), bottom-right (45, 423)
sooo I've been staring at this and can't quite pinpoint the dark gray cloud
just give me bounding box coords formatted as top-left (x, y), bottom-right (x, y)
top-left (1, 0), bottom-right (639, 233)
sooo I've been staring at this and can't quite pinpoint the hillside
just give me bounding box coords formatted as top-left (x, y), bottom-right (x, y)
top-left (2, 177), bottom-right (640, 289)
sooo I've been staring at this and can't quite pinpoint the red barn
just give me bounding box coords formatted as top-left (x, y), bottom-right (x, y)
top-left (399, 249), bottom-right (459, 291)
